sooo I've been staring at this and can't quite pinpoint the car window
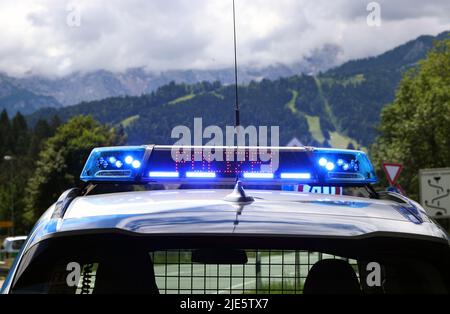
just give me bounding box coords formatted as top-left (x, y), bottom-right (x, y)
top-left (150, 250), bottom-right (359, 294)
top-left (10, 234), bottom-right (450, 294)
top-left (13, 249), bottom-right (360, 294)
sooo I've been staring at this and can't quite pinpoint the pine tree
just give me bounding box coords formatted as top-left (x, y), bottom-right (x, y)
top-left (11, 112), bottom-right (29, 155)
top-left (0, 109), bottom-right (11, 156)
top-left (28, 119), bottom-right (53, 159)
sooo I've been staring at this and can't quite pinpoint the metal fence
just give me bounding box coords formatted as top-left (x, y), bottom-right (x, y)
top-left (150, 250), bottom-right (358, 294)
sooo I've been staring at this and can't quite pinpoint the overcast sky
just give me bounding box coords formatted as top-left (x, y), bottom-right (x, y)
top-left (0, 0), bottom-right (449, 77)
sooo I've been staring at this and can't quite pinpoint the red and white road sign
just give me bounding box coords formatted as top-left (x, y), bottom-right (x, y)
top-left (382, 163), bottom-right (403, 186)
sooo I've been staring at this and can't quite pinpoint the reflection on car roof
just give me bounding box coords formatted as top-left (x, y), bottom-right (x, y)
top-left (30, 189), bottom-right (445, 241)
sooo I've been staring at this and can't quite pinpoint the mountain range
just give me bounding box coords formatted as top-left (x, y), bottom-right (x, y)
top-left (25, 31), bottom-right (449, 148)
top-left (2, 30), bottom-right (448, 148)
top-left (0, 75), bottom-right (61, 114)
top-left (1, 44), bottom-right (341, 112)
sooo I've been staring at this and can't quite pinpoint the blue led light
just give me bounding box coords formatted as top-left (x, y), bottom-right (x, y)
top-left (132, 160), bottom-right (141, 169)
top-left (318, 157), bottom-right (327, 166)
top-left (80, 146), bottom-right (146, 182)
top-left (97, 157), bottom-right (108, 168)
top-left (125, 156), bottom-right (133, 165)
top-left (337, 159), bottom-right (344, 166)
top-left (280, 173), bottom-right (311, 179)
top-left (342, 163), bottom-right (349, 171)
top-left (149, 171), bottom-right (180, 178)
top-left (186, 172), bottom-right (216, 178)
top-left (326, 162), bottom-right (335, 171)
top-left (243, 173), bottom-right (274, 179)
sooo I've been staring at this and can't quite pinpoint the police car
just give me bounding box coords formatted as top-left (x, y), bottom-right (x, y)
top-left (1, 145), bottom-right (449, 294)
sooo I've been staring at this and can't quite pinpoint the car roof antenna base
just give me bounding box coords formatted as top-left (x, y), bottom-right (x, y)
top-left (224, 180), bottom-right (254, 204)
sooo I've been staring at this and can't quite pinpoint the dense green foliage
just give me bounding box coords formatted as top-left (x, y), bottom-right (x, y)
top-left (0, 110), bottom-right (61, 234)
top-left (22, 116), bottom-right (125, 228)
top-left (0, 113), bottom-right (124, 233)
top-left (372, 39), bottom-right (450, 199)
top-left (319, 72), bottom-right (397, 144)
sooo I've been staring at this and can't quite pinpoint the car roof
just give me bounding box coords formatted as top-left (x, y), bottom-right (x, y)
top-left (26, 189), bottom-right (448, 247)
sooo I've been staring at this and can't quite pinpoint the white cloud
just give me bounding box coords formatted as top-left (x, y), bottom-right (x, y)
top-left (0, 0), bottom-right (449, 77)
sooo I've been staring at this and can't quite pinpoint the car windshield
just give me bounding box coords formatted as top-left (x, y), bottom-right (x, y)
top-left (10, 233), bottom-right (450, 294)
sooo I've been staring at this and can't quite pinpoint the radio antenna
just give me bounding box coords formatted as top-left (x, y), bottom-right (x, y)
top-left (231, 0), bottom-right (243, 187)
top-left (232, 0), bottom-right (240, 128)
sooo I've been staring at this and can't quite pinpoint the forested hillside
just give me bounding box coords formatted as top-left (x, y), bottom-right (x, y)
top-left (27, 78), bottom-right (358, 148)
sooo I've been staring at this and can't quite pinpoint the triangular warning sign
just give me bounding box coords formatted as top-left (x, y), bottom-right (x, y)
top-left (382, 163), bottom-right (403, 186)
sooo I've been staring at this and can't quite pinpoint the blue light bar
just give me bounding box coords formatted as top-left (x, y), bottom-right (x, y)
top-left (80, 145), bottom-right (378, 186)
top-left (186, 172), bottom-right (216, 178)
top-left (280, 172), bottom-right (311, 179)
top-left (149, 171), bottom-right (180, 178)
top-left (243, 172), bottom-right (274, 179)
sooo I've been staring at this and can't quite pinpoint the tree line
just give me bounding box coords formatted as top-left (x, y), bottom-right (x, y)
top-left (0, 112), bottom-right (124, 234)
top-left (371, 39), bottom-right (450, 200)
